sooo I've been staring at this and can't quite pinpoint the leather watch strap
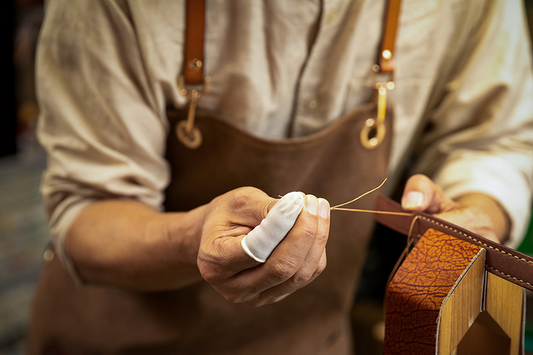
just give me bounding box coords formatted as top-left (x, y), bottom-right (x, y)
top-left (184, 0), bottom-right (206, 85)
top-left (379, 0), bottom-right (401, 74)
top-left (375, 195), bottom-right (533, 292)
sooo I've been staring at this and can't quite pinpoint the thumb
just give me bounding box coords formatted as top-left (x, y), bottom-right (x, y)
top-left (401, 174), bottom-right (446, 214)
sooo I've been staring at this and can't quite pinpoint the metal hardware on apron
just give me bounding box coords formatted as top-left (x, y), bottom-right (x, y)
top-left (360, 0), bottom-right (401, 150)
top-left (177, 2), bottom-right (401, 152)
top-left (175, 75), bottom-right (210, 149)
top-left (175, 0), bottom-right (209, 150)
top-left (27, 1), bottom-right (401, 354)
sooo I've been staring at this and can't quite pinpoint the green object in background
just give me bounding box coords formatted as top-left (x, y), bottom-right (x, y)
top-left (518, 208), bottom-right (533, 355)
top-left (518, 210), bottom-right (533, 257)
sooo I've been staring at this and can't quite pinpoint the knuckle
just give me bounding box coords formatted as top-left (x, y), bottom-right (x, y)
top-left (253, 292), bottom-right (291, 307)
top-left (291, 269), bottom-right (313, 286)
top-left (315, 258), bottom-right (327, 276)
top-left (269, 259), bottom-right (298, 282)
top-left (197, 253), bottom-right (221, 281)
top-left (197, 256), bottom-right (234, 285)
top-left (229, 187), bottom-right (260, 208)
top-left (197, 262), bottom-right (219, 284)
top-left (223, 292), bottom-right (247, 304)
top-left (315, 230), bottom-right (329, 247)
top-left (300, 222), bottom-right (317, 237)
top-left (197, 241), bottom-right (237, 282)
top-left (296, 223), bottom-right (317, 245)
top-left (216, 285), bottom-right (255, 304)
top-left (251, 297), bottom-right (265, 308)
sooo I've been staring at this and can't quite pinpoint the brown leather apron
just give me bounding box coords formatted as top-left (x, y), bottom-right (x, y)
top-left (28, 1), bottom-right (401, 354)
top-left (27, 104), bottom-right (392, 355)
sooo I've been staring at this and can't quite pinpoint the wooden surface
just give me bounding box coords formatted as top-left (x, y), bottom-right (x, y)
top-left (438, 250), bottom-right (486, 354)
top-left (485, 272), bottom-right (524, 355)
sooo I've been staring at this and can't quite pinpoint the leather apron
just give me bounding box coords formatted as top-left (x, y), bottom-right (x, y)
top-left (28, 1), bottom-right (402, 353)
top-left (28, 104), bottom-right (392, 355)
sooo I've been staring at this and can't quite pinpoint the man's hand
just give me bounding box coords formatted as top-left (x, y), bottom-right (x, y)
top-left (401, 174), bottom-right (510, 243)
top-left (197, 187), bottom-right (330, 307)
top-left (68, 187), bottom-right (329, 296)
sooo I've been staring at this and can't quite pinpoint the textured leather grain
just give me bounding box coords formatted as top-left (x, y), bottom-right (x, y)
top-left (384, 229), bottom-right (483, 354)
top-left (375, 195), bottom-right (533, 292)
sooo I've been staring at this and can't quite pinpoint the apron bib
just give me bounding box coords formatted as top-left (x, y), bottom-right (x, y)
top-left (27, 103), bottom-right (392, 355)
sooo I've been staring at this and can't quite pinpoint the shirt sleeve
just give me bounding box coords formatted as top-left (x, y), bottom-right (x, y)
top-left (36, 1), bottom-right (171, 271)
top-left (414, 0), bottom-right (533, 248)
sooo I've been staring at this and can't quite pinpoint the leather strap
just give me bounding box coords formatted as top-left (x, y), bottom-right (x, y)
top-left (379, 0), bottom-right (401, 74)
top-left (374, 195), bottom-right (533, 292)
top-left (183, 0), bottom-right (206, 85)
top-left (183, 0), bottom-right (401, 80)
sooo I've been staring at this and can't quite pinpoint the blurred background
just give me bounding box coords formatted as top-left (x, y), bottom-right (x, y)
top-left (0, 1), bottom-right (532, 354)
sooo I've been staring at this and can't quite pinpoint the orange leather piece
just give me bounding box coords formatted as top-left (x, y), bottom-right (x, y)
top-left (384, 229), bottom-right (482, 354)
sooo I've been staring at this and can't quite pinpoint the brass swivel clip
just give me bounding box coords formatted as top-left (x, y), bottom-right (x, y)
top-left (177, 75), bottom-right (211, 149)
top-left (360, 75), bottom-right (395, 149)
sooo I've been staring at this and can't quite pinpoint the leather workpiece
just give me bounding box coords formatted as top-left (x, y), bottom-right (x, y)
top-left (384, 229), bottom-right (483, 354)
top-left (375, 195), bottom-right (533, 292)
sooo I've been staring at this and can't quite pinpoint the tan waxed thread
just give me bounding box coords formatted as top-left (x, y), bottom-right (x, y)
top-left (327, 180), bottom-right (533, 278)
top-left (330, 178), bottom-right (414, 218)
top-left (406, 215), bottom-right (422, 247)
top-left (330, 178), bottom-right (388, 209)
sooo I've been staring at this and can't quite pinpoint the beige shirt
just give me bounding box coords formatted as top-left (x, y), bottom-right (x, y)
top-left (37, 0), bottom-right (533, 265)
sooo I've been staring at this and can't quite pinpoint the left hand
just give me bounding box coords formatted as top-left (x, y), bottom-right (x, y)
top-left (401, 174), bottom-right (510, 243)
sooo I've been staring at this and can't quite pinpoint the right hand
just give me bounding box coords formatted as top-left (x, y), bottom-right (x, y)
top-left (197, 187), bottom-right (330, 307)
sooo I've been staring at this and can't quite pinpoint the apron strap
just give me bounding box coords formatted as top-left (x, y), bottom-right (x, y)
top-left (177, 0), bottom-right (208, 148)
top-left (378, 0), bottom-right (402, 74)
top-left (183, 0), bottom-right (206, 86)
top-left (183, 0), bottom-right (402, 81)
top-left (178, 0), bottom-right (403, 149)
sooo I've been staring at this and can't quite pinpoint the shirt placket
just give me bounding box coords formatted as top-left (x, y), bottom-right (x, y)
top-left (290, 0), bottom-right (346, 137)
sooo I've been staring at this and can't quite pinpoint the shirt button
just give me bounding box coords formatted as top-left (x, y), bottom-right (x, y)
top-left (307, 98), bottom-right (319, 110)
top-left (43, 249), bottom-right (54, 262)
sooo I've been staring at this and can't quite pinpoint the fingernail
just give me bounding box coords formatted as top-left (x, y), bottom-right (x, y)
top-left (305, 195), bottom-right (318, 215)
top-left (403, 191), bottom-right (425, 209)
top-left (318, 198), bottom-right (330, 219)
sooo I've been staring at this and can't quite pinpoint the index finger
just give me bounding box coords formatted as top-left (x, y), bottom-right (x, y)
top-left (241, 191), bottom-right (305, 263)
top-left (230, 195), bottom-right (321, 294)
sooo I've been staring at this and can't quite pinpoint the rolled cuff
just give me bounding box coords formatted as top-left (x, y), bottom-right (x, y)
top-left (48, 197), bottom-right (95, 285)
top-left (433, 155), bottom-right (532, 249)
